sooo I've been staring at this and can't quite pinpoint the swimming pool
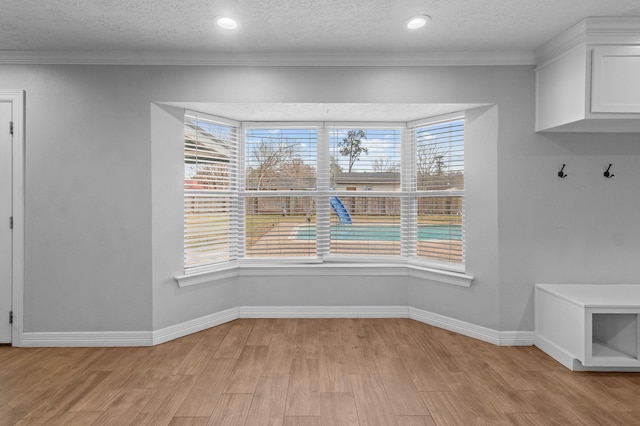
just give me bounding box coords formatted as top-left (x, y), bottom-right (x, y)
top-left (294, 224), bottom-right (462, 241)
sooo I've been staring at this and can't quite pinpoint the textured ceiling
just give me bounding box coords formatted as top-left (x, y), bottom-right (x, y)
top-left (2, 0), bottom-right (640, 55)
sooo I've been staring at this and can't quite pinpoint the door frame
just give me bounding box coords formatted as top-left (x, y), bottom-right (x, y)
top-left (0, 90), bottom-right (24, 346)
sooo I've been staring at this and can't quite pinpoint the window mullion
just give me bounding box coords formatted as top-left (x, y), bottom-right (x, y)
top-left (401, 126), bottom-right (417, 257)
top-left (316, 126), bottom-right (330, 258)
top-left (237, 127), bottom-right (246, 258)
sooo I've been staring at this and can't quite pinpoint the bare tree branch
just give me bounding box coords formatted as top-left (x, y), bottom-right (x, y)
top-left (338, 130), bottom-right (368, 173)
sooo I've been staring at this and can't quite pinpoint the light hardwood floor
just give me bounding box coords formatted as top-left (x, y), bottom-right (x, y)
top-left (2, 318), bottom-right (640, 425)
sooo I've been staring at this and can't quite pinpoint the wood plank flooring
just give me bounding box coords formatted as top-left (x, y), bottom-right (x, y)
top-left (2, 318), bottom-right (640, 425)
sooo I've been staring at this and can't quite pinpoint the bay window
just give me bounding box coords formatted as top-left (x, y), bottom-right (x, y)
top-left (184, 110), bottom-right (465, 275)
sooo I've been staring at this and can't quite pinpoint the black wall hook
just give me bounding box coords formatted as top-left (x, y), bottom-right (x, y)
top-left (604, 164), bottom-right (614, 178)
top-left (558, 164), bottom-right (567, 179)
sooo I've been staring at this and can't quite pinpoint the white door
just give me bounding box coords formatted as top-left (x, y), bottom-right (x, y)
top-left (0, 102), bottom-right (12, 343)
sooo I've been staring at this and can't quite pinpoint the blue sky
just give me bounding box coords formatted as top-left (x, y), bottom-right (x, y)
top-left (191, 120), bottom-right (464, 174)
top-left (245, 128), bottom-right (402, 172)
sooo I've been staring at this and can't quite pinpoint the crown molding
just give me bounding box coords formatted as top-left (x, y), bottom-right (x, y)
top-left (0, 50), bottom-right (535, 66)
top-left (586, 16), bottom-right (640, 45)
top-left (535, 20), bottom-right (588, 68)
top-left (535, 17), bottom-right (640, 68)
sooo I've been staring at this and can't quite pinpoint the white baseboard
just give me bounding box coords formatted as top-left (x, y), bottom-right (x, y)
top-left (534, 334), bottom-right (640, 372)
top-left (18, 308), bottom-right (239, 348)
top-left (534, 334), bottom-right (577, 370)
top-left (240, 306), bottom-right (533, 346)
top-left (498, 331), bottom-right (536, 346)
top-left (17, 305), bottom-right (534, 348)
top-left (409, 307), bottom-right (534, 346)
top-left (152, 307), bottom-right (239, 345)
top-left (239, 305), bottom-right (409, 318)
top-left (19, 331), bottom-right (153, 347)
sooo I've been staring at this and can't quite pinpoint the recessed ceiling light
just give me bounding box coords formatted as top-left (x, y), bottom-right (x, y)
top-left (405, 15), bottom-right (431, 30)
top-left (215, 16), bottom-right (238, 30)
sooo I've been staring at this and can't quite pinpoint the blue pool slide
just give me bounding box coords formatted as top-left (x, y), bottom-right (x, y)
top-left (330, 196), bottom-right (352, 224)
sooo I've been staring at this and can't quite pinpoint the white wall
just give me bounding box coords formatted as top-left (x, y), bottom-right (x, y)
top-left (498, 131), bottom-right (640, 330)
top-left (1, 63), bottom-right (638, 338)
top-left (0, 65), bottom-right (153, 332)
top-left (238, 274), bottom-right (408, 308)
top-left (408, 105), bottom-right (501, 329)
top-left (147, 65), bottom-right (508, 332)
top-left (151, 103), bottom-right (239, 330)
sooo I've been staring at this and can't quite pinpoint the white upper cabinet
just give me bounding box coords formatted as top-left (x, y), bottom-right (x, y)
top-left (535, 18), bottom-right (640, 132)
top-left (591, 46), bottom-right (640, 113)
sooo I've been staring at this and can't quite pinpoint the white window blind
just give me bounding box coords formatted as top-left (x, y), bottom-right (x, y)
top-left (184, 112), bottom-right (238, 271)
top-left (244, 128), bottom-right (318, 258)
top-left (413, 118), bottom-right (465, 265)
top-left (328, 128), bottom-right (402, 257)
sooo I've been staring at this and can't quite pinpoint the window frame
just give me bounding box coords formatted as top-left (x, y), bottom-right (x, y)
top-left (182, 111), bottom-right (240, 275)
top-left (406, 112), bottom-right (466, 273)
top-left (240, 122), bottom-right (323, 264)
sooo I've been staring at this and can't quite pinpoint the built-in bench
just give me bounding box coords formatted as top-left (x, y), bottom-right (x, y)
top-left (535, 284), bottom-right (640, 371)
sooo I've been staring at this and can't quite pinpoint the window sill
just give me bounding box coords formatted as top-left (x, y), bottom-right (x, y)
top-left (406, 264), bottom-right (474, 287)
top-left (175, 263), bottom-right (239, 288)
top-left (175, 261), bottom-right (473, 288)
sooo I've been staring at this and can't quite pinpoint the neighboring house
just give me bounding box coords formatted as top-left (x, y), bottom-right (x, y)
top-left (330, 172), bottom-right (397, 216)
top-left (332, 171), bottom-right (400, 192)
top-left (332, 172), bottom-right (463, 217)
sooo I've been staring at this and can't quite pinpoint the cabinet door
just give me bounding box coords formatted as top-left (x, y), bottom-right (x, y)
top-left (591, 46), bottom-right (640, 113)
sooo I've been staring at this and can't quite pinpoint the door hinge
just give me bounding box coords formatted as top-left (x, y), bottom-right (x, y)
top-left (9, 311), bottom-right (13, 325)
top-left (9, 216), bottom-right (13, 230)
top-left (9, 121), bottom-right (13, 136)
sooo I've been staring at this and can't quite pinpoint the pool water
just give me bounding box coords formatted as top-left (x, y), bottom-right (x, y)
top-left (295, 225), bottom-right (462, 241)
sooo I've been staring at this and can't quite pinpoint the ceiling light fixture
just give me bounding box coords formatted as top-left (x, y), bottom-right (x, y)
top-left (405, 15), bottom-right (431, 30)
top-left (215, 16), bottom-right (238, 30)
